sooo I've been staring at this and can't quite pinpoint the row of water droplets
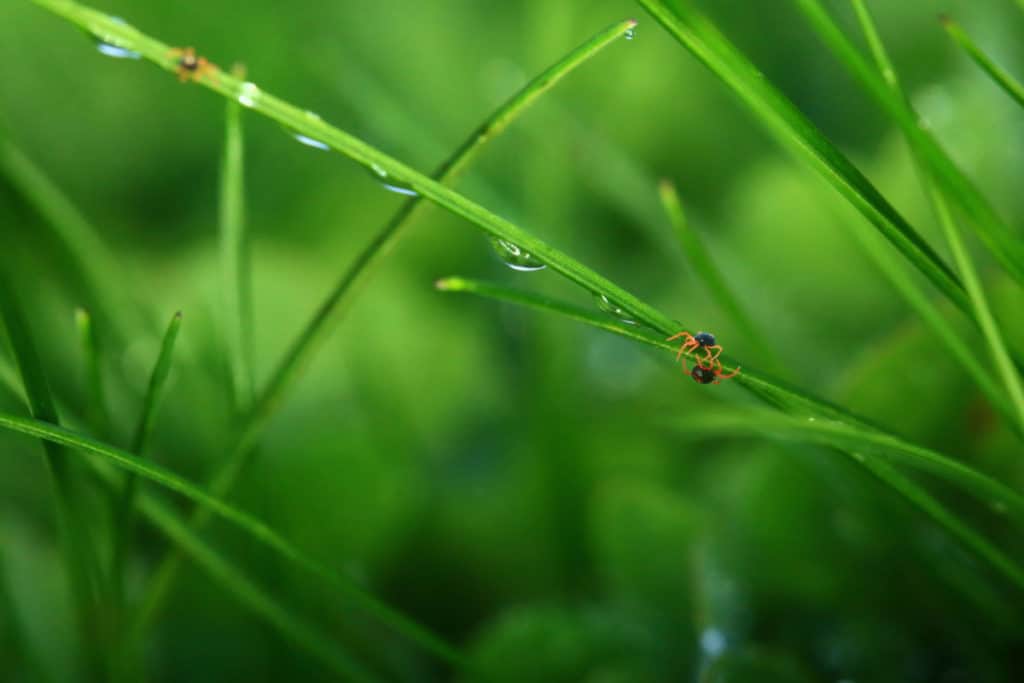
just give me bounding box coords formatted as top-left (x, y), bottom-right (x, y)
top-left (91, 15), bottom-right (638, 326)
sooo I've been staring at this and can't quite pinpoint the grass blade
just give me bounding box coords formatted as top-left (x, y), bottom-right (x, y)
top-left (124, 14), bottom-right (639, 633)
top-left (850, 0), bottom-right (1024, 433)
top-left (941, 15), bottom-right (1024, 110)
top-left (111, 311), bottom-right (182, 614)
top-left (437, 277), bottom-right (1024, 587)
top-left (0, 412), bottom-right (468, 672)
top-left (664, 409), bottom-right (1024, 531)
top-left (81, 465), bottom-right (379, 683)
top-left (790, 0), bottom-right (1024, 289)
top-left (0, 140), bottom-right (137, 339)
top-left (73, 309), bottom-right (111, 439)
top-left (0, 272), bottom-right (105, 681)
top-left (657, 179), bottom-right (785, 375)
top-left (635, 0), bottom-right (970, 315)
top-left (219, 91), bottom-right (254, 412)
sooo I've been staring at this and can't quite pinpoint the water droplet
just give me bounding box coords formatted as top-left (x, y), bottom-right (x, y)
top-left (594, 293), bottom-right (637, 325)
top-left (284, 111), bottom-right (330, 150)
top-left (700, 628), bottom-right (726, 656)
top-left (237, 82), bottom-right (261, 108)
top-left (490, 238), bottom-right (545, 272)
top-left (625, 27), bottom-right (636, 40)
top-left (992, 500), bottom-right (1008, 515)
top-left (369, 164), bottom-right (419, 197)
top-left (92, 17), bottom-right (140, 59)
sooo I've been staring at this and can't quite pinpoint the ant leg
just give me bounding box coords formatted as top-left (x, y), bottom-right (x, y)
top-left (675, 338), bottom-right (698, 362)
top-left (666, 331), bottom-right (693, 343)
top-left (704, 345), bottom-right (723, 363)
top-left (717, 366), bottom-right (741, 380)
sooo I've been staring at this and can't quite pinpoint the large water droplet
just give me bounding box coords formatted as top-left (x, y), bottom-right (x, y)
top-left (624, 27), bottom-right (636, 41)
top-left (237, 82), bottom-right (261, 108)
top-left (491, 238), bottom-right (545, 272)
top-left (594, 293), bottom-right (637, 325)
top-left (284, 111), bottom-right (330, 150)
top-left (369, 164), bottom-right (419, 197)
top-left (92, 17), bottom-right (140, 59)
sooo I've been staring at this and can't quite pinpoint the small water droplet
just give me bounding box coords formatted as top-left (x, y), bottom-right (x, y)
top-left (92, 17), bottom-right (140, 59)
top-left (625, 27), bottom-right (636, 40)
top-left (490, 238), bottom-right (545, 272)
top-left (369, 163), bottom-right (419, 197)
top-left (594, 293), bottom-right (637, 325)
top-left (284, 111), bottom-right (330, 150)
top-left (808, 416), bottom-right (816, 422)
top-left (700, 628), bottom-right (726, 656)
top-left (237, 82), bottom-right (261, 108)
top-left (991, 500), bottom-right (1008, 515)
top-left (851, 452), bottom-right (865, 462)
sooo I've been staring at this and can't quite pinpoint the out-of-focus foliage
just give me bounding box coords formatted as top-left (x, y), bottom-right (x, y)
top-left (1, 0), bottom-right (1023, 680)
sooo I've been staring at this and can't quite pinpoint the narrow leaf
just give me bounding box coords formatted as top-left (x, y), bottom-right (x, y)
top-left (941, 15), bottom-right (1024, 111)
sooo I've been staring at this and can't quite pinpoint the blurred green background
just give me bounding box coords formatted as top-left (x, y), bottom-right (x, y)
top-left (1, 0), bottom-right (1023, 680)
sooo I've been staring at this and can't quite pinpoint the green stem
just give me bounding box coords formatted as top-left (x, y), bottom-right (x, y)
top-left (941, 15), bottom-right (1024, 110)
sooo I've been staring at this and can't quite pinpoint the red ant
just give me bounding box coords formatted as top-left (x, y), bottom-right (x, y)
top-left (667, 330), bottom-right (724, 366)
top-left (168, 47), bottom-right (219, 83)
top-left (689, 358), bottom-right (740, 385)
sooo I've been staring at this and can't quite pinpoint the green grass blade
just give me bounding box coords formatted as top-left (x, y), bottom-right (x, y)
top-left (941, 15), bottom-right (1024, 110)
top-left (0, 140), bottom-right (136, 339)
top-left (657, 179), bottom-right (785, 375)
top-left (124, 14), bottom-right (638, 633)
top-left (635, 0), bottom-right (970, 315)
top-left (80, 465), bottom-right (378, 683)
top-left (850, 0), bottom-right (1024, 434)
top-left (73, 309), bottom-right (111, 439)
top-left (29, 1), bottom-right (672, 335)
top-left (111, 311), bottom-right (182, 613)
top-left (664, 409), bottom-right (1024, 530)
top-left (0, 272), bottom-right (105, 681)
top-left (0, 412), bottom-right (468, 672)
top-left (790, 0), bottom-right (1024, 289)
top-left (437, 276), bottom-right (1024, 586)
top-left (219, 93), bottom-right (253, 412)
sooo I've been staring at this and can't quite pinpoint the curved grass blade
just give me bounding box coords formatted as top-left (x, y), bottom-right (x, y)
top-left (790, 0), bottom-right (1024, 289)
top-left (0, 140), bottom-right (137, 340)
top-left (437, 277), bottom-right (1024, 587)
top-left (941, 15), bottom-right (1024, 111)
top-left (122, 14), bottom-right (639, 634)
top-left (0, 412), bottom-right (468, 671)
top-left (91, 467), bottom-right (378, 682)
top-left (635, 0), bottom-right (969, 315)
top-left (850, 0), bottom-right (1024, 434)
top-left (0, 272), bottom-right (106, 681)
top-left (219, 92), bottom-right (254, 413)
top-left (658, 179), bottom-right (785, 375)
top-left (664, 409), bottom-right (1024, 530)
top-left (111, 311), bottom-right (181, 613)
top-left (74, 309), bottom-right (111, 439)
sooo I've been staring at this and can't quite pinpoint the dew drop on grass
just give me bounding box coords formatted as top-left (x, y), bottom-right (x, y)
top-left (368, 164), bottom-right (419, 197)
top-left (625, 27), bottom-right (636, 40)
top-left (594, 293), bottom-right (637, 325)
top-left (283, 111), bottom-right (330, 150)
top-left (237, 82), bottom-right (261, 108)
top-left (491, 238), bottom-right (546, 272)
top-left (92, 17), bottom-right (141, 59)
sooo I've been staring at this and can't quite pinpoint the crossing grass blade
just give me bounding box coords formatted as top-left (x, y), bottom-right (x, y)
top-left (219, 93), bottom-right (254, 413)
top-left (108, 11), bottom-right (640, 634)
top-left (941, 15), bottom-right (1024, 110)
top-left (789, 0), bottom-right (1024, 289)
top-left (850, 0), bottom-right (1024, 434)
top-left (635, 0), bottom-right (970, 316)
top-left (436, 276), bottom-right (1024, 588)
top-left (82, 464), bottom-right (380, 683)
top-left (111, 311), bottom-right (182, 614)
top-left (0, 412), bottom-right (470, 672)
top-left (0, 272), bottom-right (106, 681)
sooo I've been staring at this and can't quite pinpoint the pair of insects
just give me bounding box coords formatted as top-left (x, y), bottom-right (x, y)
top-left (667, 330), bottom-right (740, 385)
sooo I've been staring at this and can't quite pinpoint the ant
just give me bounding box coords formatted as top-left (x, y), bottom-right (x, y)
top-left (667, 330), bottom-right (724, 365)
top-left (168, 47), bottom-right (219, 83)
top-left (689, 358), bottom-right (740, 385)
